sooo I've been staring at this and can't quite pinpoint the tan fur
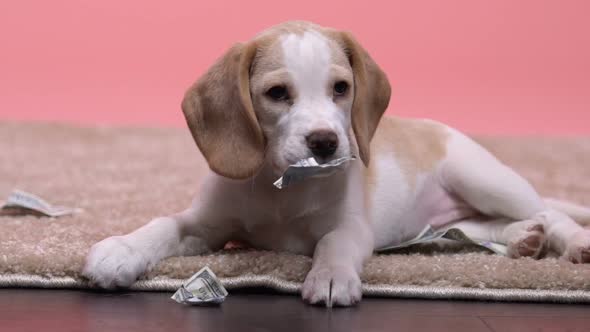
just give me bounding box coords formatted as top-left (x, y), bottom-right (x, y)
top-left (249, 34), bottom-right (288, 106)
top-left (322, 29), bottom-right (391, 166)
top-left (182, 42), bottom-right (265, 179)
top-left (371, 116), bottom-right (449, 186)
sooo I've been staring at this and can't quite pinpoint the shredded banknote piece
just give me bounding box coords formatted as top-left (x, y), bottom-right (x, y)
top-left (376, 225), bottom-right (507, 256)
top-left (171, 266), bottom-right (228, 306)
top-left (273, 156), bottom-right (356, 189)
top-left (0, 190), bottom-right (82, 218)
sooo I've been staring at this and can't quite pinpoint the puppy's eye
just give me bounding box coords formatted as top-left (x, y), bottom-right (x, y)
top-left (334, 81), bottom-right (349, 96)
top-left (266, 85), bottom-right (289, 101)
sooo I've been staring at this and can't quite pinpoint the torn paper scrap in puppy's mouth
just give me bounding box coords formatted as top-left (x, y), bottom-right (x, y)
top-left (273, 156), bottom-right (356, 189)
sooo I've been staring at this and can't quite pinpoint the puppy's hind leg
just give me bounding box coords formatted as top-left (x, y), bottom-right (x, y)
top-left (451, 217), bottom-right (546, 259)
top-left (534, 209), bottom-right (590, 264)
top-left (441, 131), bottom-right (589, 262)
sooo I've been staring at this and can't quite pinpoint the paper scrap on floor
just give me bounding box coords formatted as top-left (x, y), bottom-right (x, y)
top-left (171, 266), bottom-right (228, 306)
top-left (0, 190), bottom-right (82, 218)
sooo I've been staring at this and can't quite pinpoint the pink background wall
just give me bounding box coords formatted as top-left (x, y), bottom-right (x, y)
top-left (1, 0), bottom-right (588, 135)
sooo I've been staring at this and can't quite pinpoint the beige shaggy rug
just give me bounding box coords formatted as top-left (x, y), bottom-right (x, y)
top-left (1, 121), bottom-right (590, 303)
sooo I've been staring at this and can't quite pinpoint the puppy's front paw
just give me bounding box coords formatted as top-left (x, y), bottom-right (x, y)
top-left (83, 236), bottom-right (148, 289)
top-left (301, 265), bottom-right (362, 307)
top-left (562, 230), bottom-right (590, 264)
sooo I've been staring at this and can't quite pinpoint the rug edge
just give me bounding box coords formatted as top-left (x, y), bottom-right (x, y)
top-left (1, 274), bottom-right (589, 303)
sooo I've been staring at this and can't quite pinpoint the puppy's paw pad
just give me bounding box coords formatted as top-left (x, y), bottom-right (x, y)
top-left (301, 265), bottom-right (361, 307)
top-left (526, 224), bottom-right (544, 233)
top-left (514, 233), bottom-right (544, 258)
top-left (562, 230), bottom-right (590, 264)
top-left (506, 221), bottom-right (545, 259)
top-left (83, 236), bottom-right (148, 289)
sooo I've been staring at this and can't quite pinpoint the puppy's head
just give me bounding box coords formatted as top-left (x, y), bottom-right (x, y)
top-left (182, 21), bottom-right (391, 179)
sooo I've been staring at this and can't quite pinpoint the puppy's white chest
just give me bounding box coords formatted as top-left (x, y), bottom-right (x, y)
top-left (238, 187), bottom-right (336, 255)
top-left (242, 220), bottom-right (317, 255)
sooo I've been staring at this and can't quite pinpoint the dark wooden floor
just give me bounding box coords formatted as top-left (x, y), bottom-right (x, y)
top-left (0, 289), bottom-right (589, 332)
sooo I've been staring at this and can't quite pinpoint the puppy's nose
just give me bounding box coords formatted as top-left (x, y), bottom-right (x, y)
top-left (306, 130), bottom-right (338, 158)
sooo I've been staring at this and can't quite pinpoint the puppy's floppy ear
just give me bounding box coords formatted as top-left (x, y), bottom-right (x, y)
top-left (339, 32), bottom-right (391, 166)
top-left (182, 42), bottom-right (265, 179)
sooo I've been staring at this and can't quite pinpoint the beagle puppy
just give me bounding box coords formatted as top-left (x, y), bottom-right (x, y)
top-left (84, 21), bottom-right (590, 307)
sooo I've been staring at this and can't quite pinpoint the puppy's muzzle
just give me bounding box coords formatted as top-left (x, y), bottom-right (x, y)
top-left (306, 130), bottom-right (338, 158)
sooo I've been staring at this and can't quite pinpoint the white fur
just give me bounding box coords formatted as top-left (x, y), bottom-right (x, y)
top-left (281, 31), bottom-right (331, 101)
top-left (369, 153), bottom-right (413, 249)
top-left (84, 26), bottom-right (590, 307)
top-left (272, 32), bottom-right (352, 170)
